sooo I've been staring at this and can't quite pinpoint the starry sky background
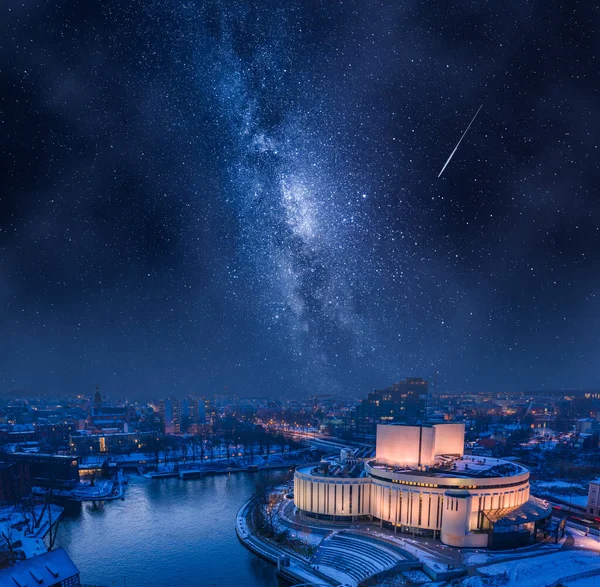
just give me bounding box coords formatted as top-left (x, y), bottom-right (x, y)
top-left (1, 0), bottom-right (599, 398)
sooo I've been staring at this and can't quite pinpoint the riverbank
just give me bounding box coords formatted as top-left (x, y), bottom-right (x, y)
top-left (236, 498), bottom-right (340, 586)
top-left (139, 452), bottom-right (311, 479)
top-left (237, 488), bottom-right (440, 587)
top-left (34, 470), bottom-right (126, 502)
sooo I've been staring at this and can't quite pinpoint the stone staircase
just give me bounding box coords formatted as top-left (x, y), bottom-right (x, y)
top-left (311, 531), bottom-right (417, 585)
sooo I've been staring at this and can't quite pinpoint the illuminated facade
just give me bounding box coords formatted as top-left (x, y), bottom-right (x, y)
top-left (352, 378), bottom-right (428, 436)
top-left (294, 423), bottom-right (551, 548)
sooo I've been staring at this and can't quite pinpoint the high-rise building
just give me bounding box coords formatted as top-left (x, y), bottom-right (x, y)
top-left (159, 398), bottom-right (175, 434)
top-left (353, 377), bottom-right (428, 437)
top-left (189, 398), bottom-right (206, 425)
top-left (159, 397), bottom-right (207, 434)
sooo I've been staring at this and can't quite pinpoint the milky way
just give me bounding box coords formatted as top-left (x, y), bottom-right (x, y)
top-left (1, 0), bottom-right (599, 397)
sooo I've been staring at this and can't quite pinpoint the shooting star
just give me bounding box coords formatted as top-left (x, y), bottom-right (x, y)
top-left (438, 104), bottom-right (483, 178)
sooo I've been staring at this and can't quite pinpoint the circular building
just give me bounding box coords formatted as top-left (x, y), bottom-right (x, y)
top-left (294, 423), bottom-right (551, 548)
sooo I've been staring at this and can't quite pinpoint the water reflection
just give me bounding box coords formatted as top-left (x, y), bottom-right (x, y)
top-left (55, 471), bottom-right (291, 587)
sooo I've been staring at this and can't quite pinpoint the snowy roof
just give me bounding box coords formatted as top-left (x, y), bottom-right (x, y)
top-left (10, 452), bottom-right (76, 461)
top-left (0, 548), bottom-right (79, 586)
top-left (369, 455), bottom-right (527, 479)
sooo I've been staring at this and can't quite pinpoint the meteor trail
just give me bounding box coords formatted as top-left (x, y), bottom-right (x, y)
top-left (438, 104), bottom-right (483, 178)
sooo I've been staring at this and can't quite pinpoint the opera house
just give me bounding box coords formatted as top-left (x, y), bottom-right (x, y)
top-left (294, 423), bottom-right (551, 548)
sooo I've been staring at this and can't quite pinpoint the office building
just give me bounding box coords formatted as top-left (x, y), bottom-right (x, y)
top-left (353, 378), bottom-right (428, 436)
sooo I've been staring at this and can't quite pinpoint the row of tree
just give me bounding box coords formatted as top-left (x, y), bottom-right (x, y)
top-left (140, 428), bottom-right (303, 467)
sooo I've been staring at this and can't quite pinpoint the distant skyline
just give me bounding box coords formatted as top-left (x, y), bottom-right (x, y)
top-left (2, 1), bottom-right (599, 397)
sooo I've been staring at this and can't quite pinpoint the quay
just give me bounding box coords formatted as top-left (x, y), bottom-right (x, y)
top-left (236, 499), bottom-right (340, 586)
top-left (139, 454), bottom-right (311, 479)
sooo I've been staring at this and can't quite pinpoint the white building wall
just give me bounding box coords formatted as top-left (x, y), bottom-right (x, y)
top-left (294, 470), bottom-right (372, 517)
top-left (377, 424), bottom-right (421, 467)
top-left (420, 427), bottom-right (436, 467)
top-left (376, 424), bottom-right (437, 467)
top-left (588, 481), bottom-right (600, 515)
top-left (295, 446), bottom-right (533, 545)
top-left (433, 423), bottom-right (465, 456)
top-left (440, 492), bottom-right (489, 548)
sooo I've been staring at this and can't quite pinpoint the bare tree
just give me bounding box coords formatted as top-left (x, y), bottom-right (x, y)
top-left (223, 431), bottom-right (233, 461)
top-left (200, 435), bottom-right (206, 462)
top-left (1, 526), bottom-right (16, 564)
top-left (213, 437), bottom-right (222, 461)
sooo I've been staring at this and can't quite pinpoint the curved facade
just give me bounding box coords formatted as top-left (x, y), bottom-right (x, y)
top-left (294, 423), bottom-right (550, 548)
top-left (295, 467), bottom-right (371, 518)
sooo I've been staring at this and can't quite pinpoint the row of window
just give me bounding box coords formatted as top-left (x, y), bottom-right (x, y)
top-left (368, 472), bottom-right (528, 491)
top-left (297, 476), bottom-right (528, 530)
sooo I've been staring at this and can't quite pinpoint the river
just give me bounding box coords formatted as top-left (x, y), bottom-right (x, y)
top-left (55, 470), bottom-right (292, 587)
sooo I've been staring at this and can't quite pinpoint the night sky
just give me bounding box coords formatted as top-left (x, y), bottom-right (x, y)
top-left (2, 0), bottom-right (599, 398)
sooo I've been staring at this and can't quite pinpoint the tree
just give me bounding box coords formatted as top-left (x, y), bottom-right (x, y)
top-left (250, 478), bottom-right (283, 538)
top-left (223, 431), bottom-right (233, 461)
top-left (265, 434), bottom-right (272, 459)
top-left (213, 437), bottom-right (222, 461)
top-left (200, 435), bottom-right (206, 462)
top-left (177, 440), bottom-right (187, 468)
top-left (143, 436), bottom-right (167, 466)
top-left (256, 426), bottom-right (266, 456)
top-left (240, 430), bottom-right (250, 461)
top-left (1, 527), bottom-right (16, 565)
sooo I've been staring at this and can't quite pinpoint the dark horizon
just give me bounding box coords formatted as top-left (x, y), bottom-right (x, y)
top-left (2, 0), bottom-right (599, 398)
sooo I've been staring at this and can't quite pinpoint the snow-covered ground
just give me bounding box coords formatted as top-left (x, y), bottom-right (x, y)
top-left (568, 495), bottom-right (589, 507)
top-left (536, 481), bottom-right (583, 490)
top-left (400, 570), bottom-right (431, 584)
top-left (463, 541), bottom-right (564, 565)
top-left (272, 493), bottom-right (325, 548)
top-left (570, 526), bottom-right (600, 551)
top-left (565, 578), bottom-right (600, 587)
top-left (365, 530), bottom-right (457, 574)
top-left (288, 527), bottom-right (324, 546)
top-left (476, 550), bottom-right (600, 586)
top-left (532, 480), bottom-right (589, 508)
top-left (0, 504), bottom-right (62, 559)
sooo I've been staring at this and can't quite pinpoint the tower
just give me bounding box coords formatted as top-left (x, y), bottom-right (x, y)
top-left (93, 385), bottom-right (102, 407)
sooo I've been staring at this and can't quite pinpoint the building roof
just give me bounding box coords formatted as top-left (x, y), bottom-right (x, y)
top-left (369, 455), bottom-right (527, 479)
top-left (0, 548), bottom-right (79, 586)
top-left (9, 452), bottom-right (76, 461)
top-left (484, 496), bottom-right (551, 528)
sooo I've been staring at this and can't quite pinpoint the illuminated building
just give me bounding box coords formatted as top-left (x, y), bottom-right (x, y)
top-left (88, 386), bottom-right (128, 433)
top-left (69, 431), bottom-right (157, 455)
top-left (159, 397), bottom-right (206, 434)
top-left (294, 423), bottom-right (551, 548)
top-left (352, 378), bottom-right (428, 436)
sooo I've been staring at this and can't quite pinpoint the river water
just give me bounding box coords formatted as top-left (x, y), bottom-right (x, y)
top-left (55, 471), bottom-right (292, 587)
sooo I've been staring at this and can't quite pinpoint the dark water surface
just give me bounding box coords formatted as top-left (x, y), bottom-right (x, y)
top-left (55, 472), bottom-right (290, 587)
